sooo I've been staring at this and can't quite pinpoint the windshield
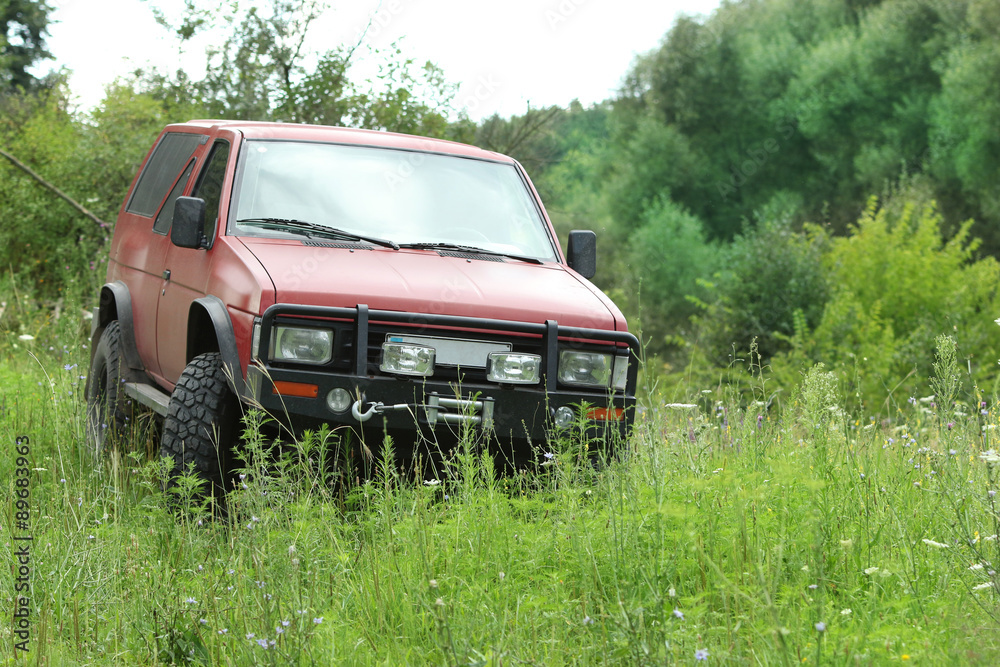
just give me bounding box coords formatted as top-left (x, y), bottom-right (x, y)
top-left (230, 140), bottom-right (558, 261)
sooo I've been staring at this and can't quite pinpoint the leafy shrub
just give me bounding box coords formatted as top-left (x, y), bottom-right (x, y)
top-left (772, 197), bottom-right (1000, 412)
top-left (695, 215), bottom-right (828, 363)
top-left (621, 197), bottom-right (719, 354)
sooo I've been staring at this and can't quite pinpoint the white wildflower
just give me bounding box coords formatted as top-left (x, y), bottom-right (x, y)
top-left (922, 538), bottom-right (950, 549)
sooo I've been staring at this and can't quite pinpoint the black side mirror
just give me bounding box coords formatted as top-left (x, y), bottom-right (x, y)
top-left (171, 196), bottom-right (207, 249)
top-left (567, 230), bottom-right (597, 279)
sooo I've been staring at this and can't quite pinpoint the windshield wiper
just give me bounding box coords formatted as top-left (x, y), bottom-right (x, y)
top-left (237, 217), bottom-right (399, 250)
top-left (398, 242), bottom-right (542, 265)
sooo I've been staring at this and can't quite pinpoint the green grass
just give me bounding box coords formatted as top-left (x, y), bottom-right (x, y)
top-left (2, 323), bottom-right (1000, 664)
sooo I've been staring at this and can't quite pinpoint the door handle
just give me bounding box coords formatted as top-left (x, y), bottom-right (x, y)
top-left (162, 269), bottom-right (171, 281)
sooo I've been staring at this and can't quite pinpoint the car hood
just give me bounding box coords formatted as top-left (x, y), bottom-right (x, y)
top-left (238, 238), bottom-right (622, 330)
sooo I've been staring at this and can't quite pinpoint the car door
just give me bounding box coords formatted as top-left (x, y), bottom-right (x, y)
top-left (110, 130), bottom-right (207, 381)
top-left (155, 139), bottom-right (233, 383)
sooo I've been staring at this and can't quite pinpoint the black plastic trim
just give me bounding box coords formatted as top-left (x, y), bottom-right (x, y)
top-left (190, 296), bottom-right (245, 396)
top-left (95, 281), bottom-right (144, 373)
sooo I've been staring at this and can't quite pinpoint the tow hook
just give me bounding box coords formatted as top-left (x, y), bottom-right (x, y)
top-left (351, 400), bottom-right (382, 422)
top-left (350, 400), bottom-right (413, 423)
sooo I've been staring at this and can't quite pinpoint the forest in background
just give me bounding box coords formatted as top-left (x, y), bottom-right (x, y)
top-left (3, 0), bottom-right (1000, 411)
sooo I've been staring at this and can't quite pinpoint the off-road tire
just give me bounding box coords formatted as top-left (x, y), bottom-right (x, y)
top-left (160, 352), bottom-right (240, 498)
top-left (86, 321), bottom-right (131, 454)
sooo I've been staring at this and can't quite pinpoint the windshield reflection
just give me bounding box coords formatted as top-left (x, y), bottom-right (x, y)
top-left (231, 141), bottom-right (557, 261)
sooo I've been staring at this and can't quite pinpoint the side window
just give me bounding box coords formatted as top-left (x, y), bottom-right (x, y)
top-left (152, 160), bottom-right (196, 234)
top-left (192, 141), bottom-right (231, 241)
top-left (126, 133), bottom-right (206, 217)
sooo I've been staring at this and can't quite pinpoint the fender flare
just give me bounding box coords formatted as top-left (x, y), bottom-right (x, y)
top-left (188, 296), bottom-right (245, 397)
top-left (92, 281), bottom-right (144, 375)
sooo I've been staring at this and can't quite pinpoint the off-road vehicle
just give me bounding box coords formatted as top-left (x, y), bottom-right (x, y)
top-left (86, 120), bottom-right (639, 489)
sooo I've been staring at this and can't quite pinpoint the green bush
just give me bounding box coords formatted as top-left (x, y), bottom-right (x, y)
top-left (772, 197), bottom-right (1000, 413)
top-left (695, 215), bottom-right (828, 364)
top-left (621, 197), bottom-right (719, 354)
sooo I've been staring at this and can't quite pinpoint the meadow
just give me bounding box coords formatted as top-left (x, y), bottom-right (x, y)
top-left (2, 307), bottom-right (1000, 665)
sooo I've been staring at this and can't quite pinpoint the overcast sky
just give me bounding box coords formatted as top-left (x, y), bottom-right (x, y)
top-left (44, 0), bottom-right (722, 120)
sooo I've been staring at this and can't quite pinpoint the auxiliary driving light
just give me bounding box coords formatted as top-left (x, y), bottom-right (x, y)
top-left (553, 406), bottom-right (575, 429)
top-left (380, 342), bottom-right (435, 377)
top-left (487, 352), bottom-right (541, 384)
top-left (326, 388), bottom-right (352, 414)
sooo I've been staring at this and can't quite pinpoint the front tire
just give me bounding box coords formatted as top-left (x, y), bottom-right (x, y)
top-left (160, 352), bottom-right (241, 498)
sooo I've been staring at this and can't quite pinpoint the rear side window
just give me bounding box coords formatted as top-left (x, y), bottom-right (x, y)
top-left (126, 132), bottom-right (206, 217)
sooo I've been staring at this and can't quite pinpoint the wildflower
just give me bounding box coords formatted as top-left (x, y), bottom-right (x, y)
top-left (256, 638), bottom-right (269, 648)
top-left (840, 608), bottom-right (852, 616)
top-left (435, 598), bottom-right (445, 607)
top-left (973, 582), bottom-right (995, 591)
top-left (922, 538), bottom-right (950, 549)
top-left (983, 449), bottom-right (1000, 463)
top-left (815, 622), bottom-right (826, 632)
top-left (695, 648), bottom-right (709, 660)
top-left (218, 628), bottom-right (228, 635)
top-left (185, 597), bottom-right (197, 604)
top-left (901, 655), bottom-right (910, 661)
top-left (839, 539), bottom-right (853, 548)
top-left (673, 608), bottom-right (684, 620)
top-left (950, 449), bottom-right (957, 456)
top-left (424, 479), bottom-right (441, 486)
top-left (948, 422), bottom-right (954, 430)
top-left (808, 584), bottom-right (818, 590)
top-left (281, 620), bottom-right (290, 627)
top-left (199, 618), bottom-right (207, 625)
top-left (864, 567), bottom-right (879, 575)
top-left (908, 397), bottom-right (916, 405)
top-left (429, 579), bottom-right (438, 589)
top-left (668, 587), bottom-right (676, 597)
top-left (544, 452), bottom-right (555, 460)
top-left (969, 563), bottom-right (984, 571)
top-left (498, 571), bottom-right (505, 582)
top-left (582, 615), bottom-right (594, 625)
top-left (64, 363), bottom-right (77, 371)
top-left (276, 626), bottom-right (284, 634)
top-left (246, 633), bottom-right (255, 640)
top-left (313, 617), bottom-right (324, 624)
top-left (18, 334), bottom-right (34, 341)
top-left (990, 490), bottom-right (997, 498)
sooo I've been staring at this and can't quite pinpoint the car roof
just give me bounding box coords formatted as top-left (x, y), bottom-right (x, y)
top-left (174, 120), bottom-right (510, 162)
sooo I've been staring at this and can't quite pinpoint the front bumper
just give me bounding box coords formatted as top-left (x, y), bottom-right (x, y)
top-left (244, 304), bottom-right (639, 444)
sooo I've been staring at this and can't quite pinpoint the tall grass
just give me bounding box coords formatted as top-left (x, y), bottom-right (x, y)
top-left (2, 319), bottom-right (1000, 664)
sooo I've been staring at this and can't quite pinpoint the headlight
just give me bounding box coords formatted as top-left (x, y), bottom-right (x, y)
top-left (558, 350), bottom-right (612, 387)
top-left (381, 342), bottom-right (435, 377)
top-left (271, 326), bottom-right (333, 364)
top-left (487, 352), bottom-right (541, 384)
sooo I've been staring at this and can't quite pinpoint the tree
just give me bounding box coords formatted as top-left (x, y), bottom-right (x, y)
top-left (139, 0), bottom-right (457, 135)
top-left (0, 0), bottom-right (52, 92)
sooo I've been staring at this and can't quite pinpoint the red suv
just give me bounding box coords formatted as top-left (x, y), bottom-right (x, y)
top-left (86, 120), bottom-right (638, 490)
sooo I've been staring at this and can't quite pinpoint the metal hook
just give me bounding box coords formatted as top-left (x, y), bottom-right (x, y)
top-left (351, 400), bottom-right (382, 423)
